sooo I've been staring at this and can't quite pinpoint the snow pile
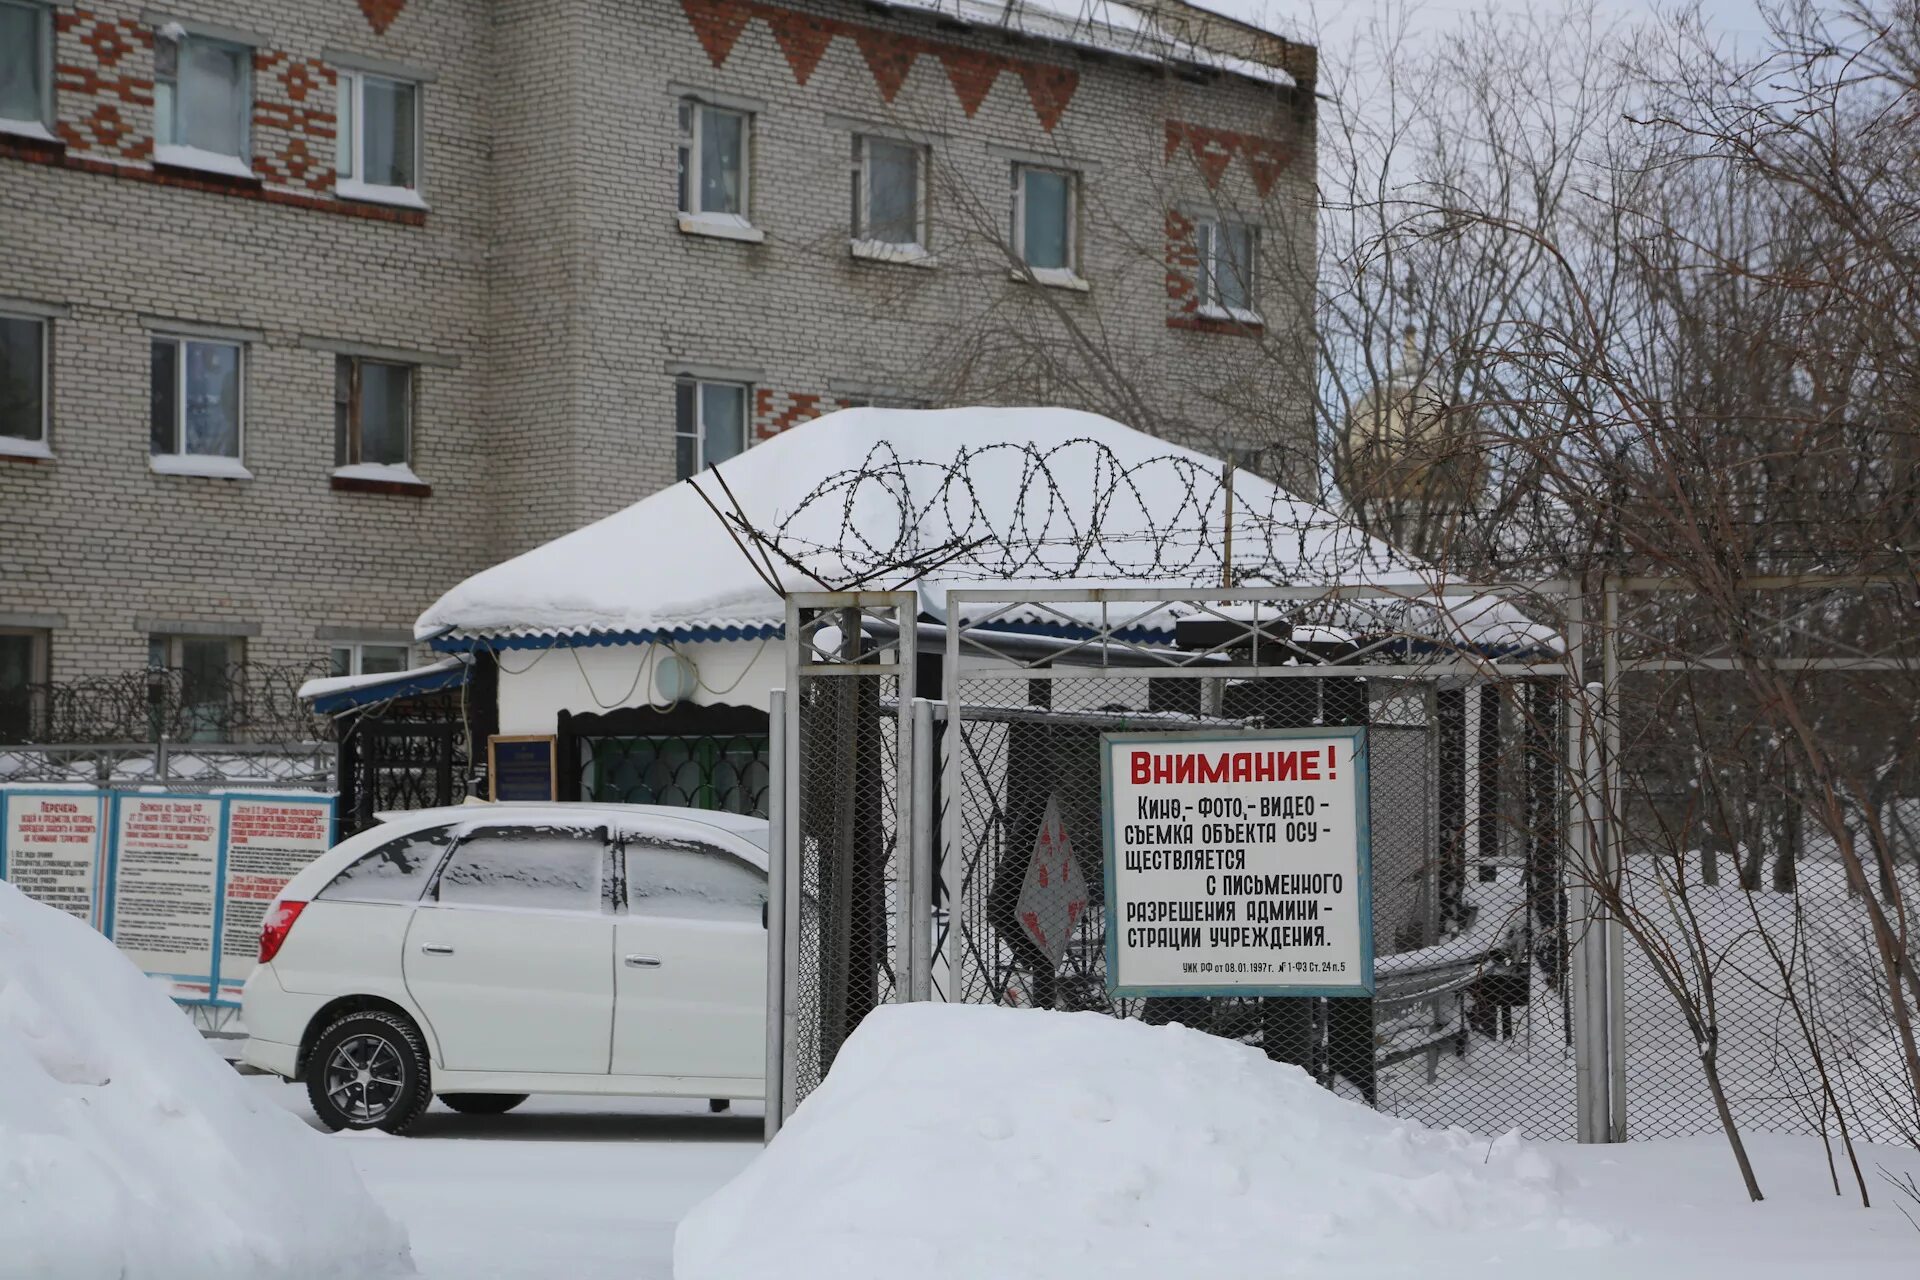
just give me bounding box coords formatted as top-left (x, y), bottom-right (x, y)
top-left (676, 1004), bottom-right (1609, 1279)
top-left (0, 882), bottom-right (411, 1279)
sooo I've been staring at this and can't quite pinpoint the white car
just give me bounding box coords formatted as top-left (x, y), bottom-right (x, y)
top-left (241, 803), bottom-right (769, 1133)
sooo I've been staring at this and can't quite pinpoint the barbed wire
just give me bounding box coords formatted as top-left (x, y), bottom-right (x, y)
top-left (2, 662), bottom-right (337, 746)
top-left (753, 436), bottom-right (1410, 590)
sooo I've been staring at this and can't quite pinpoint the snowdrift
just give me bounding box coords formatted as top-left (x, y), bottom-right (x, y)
top-left (0, 882), bottom-right (410, 1279)
top-left (676, 1004), bottom-right (1609, 1279)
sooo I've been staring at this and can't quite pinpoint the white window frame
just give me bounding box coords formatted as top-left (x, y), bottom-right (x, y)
top-left (149, 335), bottom-right (250, 478)
top-left (0, 0), bottom-right (55, 140)
top-left (1010, 163), bottom-right (1087, 291)
top-left (674, 376), bottom-right (749, 481)
top-left (1195, 217), bottom-right (1262, 324)
top-left (334, 69), bottom-right (426, 209)
top-left (329, 640), bottom-right (412, 677)
top-left (0, 311), bottom-right (50, 458)
top-left (676, 99), bottom-right (761, 242)
top-left (152, 29), bottom-right (255, 176)
top-left (333, 354), bottom-right (416, 476)
top-left (849, 135), bottom-right (933, 266)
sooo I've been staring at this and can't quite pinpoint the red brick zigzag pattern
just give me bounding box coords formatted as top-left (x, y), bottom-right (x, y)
top-left (358, 0), bottom-right (406, 36)
top-left (1165, 120), bottom-right (1293, 197)
top-left (682, 0), bottom-right (1079, 132)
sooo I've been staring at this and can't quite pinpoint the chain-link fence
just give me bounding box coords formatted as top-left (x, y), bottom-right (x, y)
top-left (770, 582), bottom-right (1919, 1149)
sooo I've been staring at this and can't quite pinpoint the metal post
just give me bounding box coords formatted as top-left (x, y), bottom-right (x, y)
top-left (764, 689), bottom-right (787, 1143)
top-left (939, 604), bottom-right (964, 1001)
top-left (892, 676), bottom-right (916, 1002)
top-left (1602, 579), bottom-right (1628, 1141)
top-left (779, 600), bottom-right (804, 1124)
top-left (909, 697), bottom-right (936, 1001)
top-left (1564, 590), bottom-right (1610, 1143)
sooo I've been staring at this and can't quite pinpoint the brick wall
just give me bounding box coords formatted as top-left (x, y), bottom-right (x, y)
top-left (0, 0), bottom-right (493, 680)
top-left (1, 0), bottom-right (1320, 681)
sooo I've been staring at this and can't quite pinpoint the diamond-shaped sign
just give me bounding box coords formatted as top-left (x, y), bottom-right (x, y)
top-left (1014, 795), bottom-right (1086, 970)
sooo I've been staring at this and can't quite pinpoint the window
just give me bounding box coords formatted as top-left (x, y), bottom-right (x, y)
top-left (318, 826), bottom-right (452, 903)
top-left (335, 71), bottom-right (420, 203)
top-left (677, 100), bottom-right (748, 219)
top-left (148, 634), bottom-right (243, 740)
top-left (329, 642), bottom-right (411, 677)
top-left (0, 2), bottom-right (52, 133)
top-left (334, 356), bottom-right (412, 468)
top-left (851, 136), bottom-right (925, 249)
top-left (585, 734), bottom-right (771, 814)
top-left (0, 628), bottom-right (48, 744)
top-left (153, 31), bottom-right (252, 167)
top-left (1012, 164), bottom-right (1075, 273)
top-left (150, 336), bottom-right (244, 470)
top-left (674, 377), bottom-right (747, 480)
top-left (1197, 219), bottom-right (1258, 318)
top-left (0, 313), bottom-right (47, 453)
top-left (435, 826), bottom-right (607, 913)
top-left (624, 841), bottom-right (765, 922)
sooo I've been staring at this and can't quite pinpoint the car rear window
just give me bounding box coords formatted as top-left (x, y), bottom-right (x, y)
top-left (316, 826), bottom-right (453, 903)
top-left (626, 841), bottom-right (765, 922)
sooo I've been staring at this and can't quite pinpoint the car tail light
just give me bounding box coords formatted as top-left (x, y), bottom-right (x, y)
top-left (259, 900), bottom-right (307, 964)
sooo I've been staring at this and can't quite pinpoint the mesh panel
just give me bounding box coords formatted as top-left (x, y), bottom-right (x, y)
top-left (1613, 667), bottom-right (1920, 1143)
top-left (930, 668), bottom-right (1576, 1136)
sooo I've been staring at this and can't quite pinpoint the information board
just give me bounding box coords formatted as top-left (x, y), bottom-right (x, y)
top-left (110, 794), bottom-right (222, 990)
top-left (489, 734), bottom-right (557, 802)
top-left (1, 790), bottom-right (108, 929)
top-left (216, 796), bottom-right (335, 1000)
top-left (1, 786), bottom-right (336, 1007)
top-left (1103, 727), bottom-right (1373, 997)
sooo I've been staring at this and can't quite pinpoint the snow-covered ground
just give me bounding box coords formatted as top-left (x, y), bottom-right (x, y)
top-left (252, 1081), bottom-right (761, 1280)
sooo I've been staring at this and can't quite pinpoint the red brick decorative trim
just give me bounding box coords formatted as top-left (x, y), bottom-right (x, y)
top-left (1162, 208), bottom-right (1262, 336)
top-left (681, 0), bottom-right (1080, 131)
top-left (332, 474), bottom-right (433, 497)
top-left (0, 137), bottom-right (427, 225)
top-left (1164, 120), bottom-right (1293, 196)
top-left (358, 0), bottom-right (407, 36)
top-left (753, 389), bottom-right (859, 439)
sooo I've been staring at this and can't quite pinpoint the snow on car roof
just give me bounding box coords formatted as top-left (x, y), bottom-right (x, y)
top-left (416, 407), bottom-right (1558, 656)
top-left (375, 802), bottom-right (770, 856)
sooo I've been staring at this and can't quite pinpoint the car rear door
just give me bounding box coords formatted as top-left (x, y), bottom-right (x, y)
top-left (610, 830), bottom-right (767, 1083)
top-left (402, 823), bottom-right (615, 1074)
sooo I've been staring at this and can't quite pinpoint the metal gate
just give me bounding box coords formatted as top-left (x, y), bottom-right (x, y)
top-left (767, 585), bottom-right (1610, 1142)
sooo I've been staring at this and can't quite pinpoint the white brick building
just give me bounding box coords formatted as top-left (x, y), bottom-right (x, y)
top-left (0, 0), bottom-right (1317, 729)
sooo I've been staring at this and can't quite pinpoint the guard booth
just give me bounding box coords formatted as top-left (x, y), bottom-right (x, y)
top-left (767, 585), bottom-right (1582, 1140)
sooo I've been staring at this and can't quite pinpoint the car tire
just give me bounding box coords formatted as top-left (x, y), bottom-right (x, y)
top-left (438, 1092), bottom-right (528, 1116)
top-left (306, 1011), bottom-right (433, 1135)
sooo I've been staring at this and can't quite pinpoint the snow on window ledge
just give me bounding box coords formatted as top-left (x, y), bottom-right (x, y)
top-left (150, 454), bottom-right (253, 480)
top-left (332, 462), bottom-right (425, 485)
top-left (1010, 265), bottom-right (1091, 293)
top-left (335, 179), bottom-right (428, 210)
top-left (0, 118), bottom-right (59, 145)
top-left (152, 144), bottom-right (258, 181)
top-left (678, 211), bottom-right (766, 243)
top-left (849, 238), bottom-right (938, 268)
top-left (1196, 303), bottom-right (1265, 328)
top-left (0, 437), bottom-right (54, 461)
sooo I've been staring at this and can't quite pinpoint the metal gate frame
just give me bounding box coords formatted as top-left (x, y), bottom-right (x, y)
top-left (768, 582), bottom-right (1613, 1140)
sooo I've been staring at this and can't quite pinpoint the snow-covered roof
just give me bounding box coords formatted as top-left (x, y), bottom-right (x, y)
top-left (869, 0), bottom-right (1310, 89)
top-left (418, 407), bottom-right (1557, 656)
top-left (297, 657), bottom-right (469, 714)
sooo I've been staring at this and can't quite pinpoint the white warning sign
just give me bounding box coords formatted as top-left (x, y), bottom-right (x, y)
top-left (1013, 794), bottom-right (1087, 970)
top-left (1102, 728), bottom-right (1373, 996)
